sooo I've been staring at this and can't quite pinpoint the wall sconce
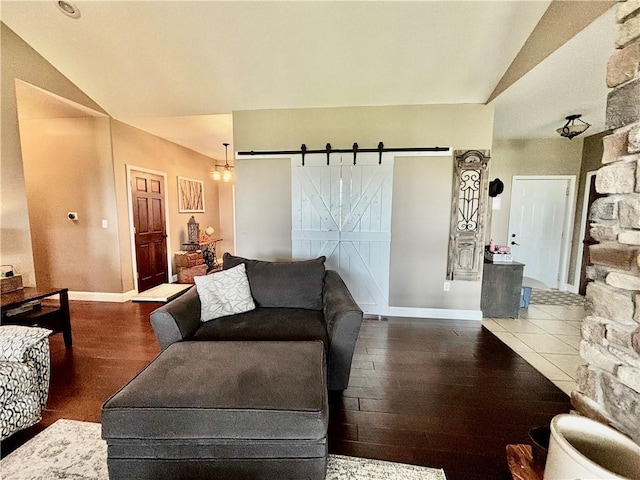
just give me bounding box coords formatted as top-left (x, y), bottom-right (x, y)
top-left (212, 142), bottom-right (234, 182)
top-left (556, 114), bottom-right (590, 140)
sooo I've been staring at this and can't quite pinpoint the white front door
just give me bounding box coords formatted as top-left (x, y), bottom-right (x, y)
top-left (508, 177), bottom-right (572, 288)
top-left (291, 153), bottom-right (393, 314)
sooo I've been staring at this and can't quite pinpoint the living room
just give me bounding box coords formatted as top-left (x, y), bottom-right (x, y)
top-left (2, 1), bottom-right (640, 479)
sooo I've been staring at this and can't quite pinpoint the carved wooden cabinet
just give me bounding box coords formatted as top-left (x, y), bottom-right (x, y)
top-left (447, 150), bottom-right (490, 281)
top-left (481, 260), bottom-right (524, 318)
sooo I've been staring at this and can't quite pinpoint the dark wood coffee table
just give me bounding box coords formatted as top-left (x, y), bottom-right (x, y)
top-left (1, 287), bottom-right (72, 347)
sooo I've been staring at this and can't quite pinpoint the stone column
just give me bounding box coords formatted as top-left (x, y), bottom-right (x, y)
top-left (572, 0), bottom-right (640, 444)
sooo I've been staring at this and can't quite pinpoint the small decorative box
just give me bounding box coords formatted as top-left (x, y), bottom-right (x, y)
top-left (484, 251), bottom-right (513, 263)
top-left (1, 274), bottom-right (23, 294)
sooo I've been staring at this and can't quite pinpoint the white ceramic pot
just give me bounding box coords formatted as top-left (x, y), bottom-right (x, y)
top-left (544, 414), bottom-right (640, 480)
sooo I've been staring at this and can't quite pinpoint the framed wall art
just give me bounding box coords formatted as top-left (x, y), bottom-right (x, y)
top-left (177, 176), bottom-right (205, 213)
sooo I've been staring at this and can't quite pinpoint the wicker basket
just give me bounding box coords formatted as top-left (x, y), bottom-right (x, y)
top-left (177, 264), bottom-right (208, 284)
top-left (175, 252), bottom-right (204, 268)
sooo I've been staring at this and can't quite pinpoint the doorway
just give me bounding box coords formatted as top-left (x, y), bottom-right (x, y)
top-left (508, 176), bottom-right (576, 289)
top-left (128, 168), bottom-right (169, 292)
top-left (576, 172), bottom-right (604, 295)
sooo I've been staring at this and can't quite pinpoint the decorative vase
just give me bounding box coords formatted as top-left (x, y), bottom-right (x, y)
top-left (544, 414), bottom-right (640, 479)
top-left (529, 424), bottom-right (551, 471)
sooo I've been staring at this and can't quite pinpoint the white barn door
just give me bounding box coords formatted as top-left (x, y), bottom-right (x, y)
top-left (292, 153), bottom-right (393, 314)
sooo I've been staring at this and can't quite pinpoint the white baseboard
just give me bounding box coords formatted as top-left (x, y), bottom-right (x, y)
top-left (68, 289), bottom-right (137, 303)
top-left (171, 274), bottom-right (178, 283)
top-left (373, 306), bottom-right (483, 321)
top-left (565, 283), bottom-right (579, 294)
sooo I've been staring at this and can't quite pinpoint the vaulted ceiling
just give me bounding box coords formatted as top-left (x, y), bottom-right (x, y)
top-left (1, 1), bottom-right (616, 160)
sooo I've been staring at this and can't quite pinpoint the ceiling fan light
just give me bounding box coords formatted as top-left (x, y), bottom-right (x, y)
top-left (222, 170), bottom-right (232, 182)
top-left (557, 114), bottom-right (590, 140)
top-left (212, 170), bottom-right (221, 181)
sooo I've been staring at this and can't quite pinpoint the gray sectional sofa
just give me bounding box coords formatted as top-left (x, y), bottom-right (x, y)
top-left (149, 254), bottom-right (363, 391)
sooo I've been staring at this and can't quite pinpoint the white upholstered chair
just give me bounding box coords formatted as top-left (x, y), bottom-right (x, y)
top-left (0, 325), bottom-right (51, 440)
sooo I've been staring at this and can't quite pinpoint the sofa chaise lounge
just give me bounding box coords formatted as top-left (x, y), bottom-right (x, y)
top-left (149, 253), bottom-right (364, 391)
top-left (102, 255), bottom-right (363, 479)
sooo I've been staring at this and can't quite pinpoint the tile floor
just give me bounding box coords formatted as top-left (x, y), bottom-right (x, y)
top-left (482, 304), bottom-right (586, 396)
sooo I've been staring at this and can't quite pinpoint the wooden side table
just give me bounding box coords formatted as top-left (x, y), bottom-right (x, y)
top-left (182, 239), bottom-right (222, 271)
top-left (481, 261), bottom-right (525, 318)
top-left (507, 445), bottom-right (543, 480)
top-left (1, 287), bottom-right (72, 347)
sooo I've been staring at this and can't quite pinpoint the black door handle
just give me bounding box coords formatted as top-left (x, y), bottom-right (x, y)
top-left (511, 241), bottom-right (520, 246)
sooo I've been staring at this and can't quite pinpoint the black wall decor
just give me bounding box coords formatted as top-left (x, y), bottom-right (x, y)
top-left (488, 178), bottom-right (504, 197)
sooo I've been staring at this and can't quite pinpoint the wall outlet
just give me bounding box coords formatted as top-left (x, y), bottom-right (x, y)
top-left (443, 281), bottom-right (451, 292)
top-left (101, 219), bottom-right (108, 228)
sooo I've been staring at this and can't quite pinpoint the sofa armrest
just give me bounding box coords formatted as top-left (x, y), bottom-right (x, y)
top-left (149, 287), bottom-right (202, 350)
top-left (323, 270), bottom-right (363, 391)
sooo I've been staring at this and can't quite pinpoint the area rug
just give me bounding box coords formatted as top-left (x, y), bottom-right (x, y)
top-left (529, 288), bottom-right (585, 307)
top-left (130, 283), bottom-right (191, 302)
top-left (0, 419), bottom-right (446, 480)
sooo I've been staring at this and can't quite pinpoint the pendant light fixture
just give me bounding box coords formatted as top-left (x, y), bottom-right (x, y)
top-left (212, 143), bottom-right (234, 182)
top-left (556, 114), bottom-right (591, 140)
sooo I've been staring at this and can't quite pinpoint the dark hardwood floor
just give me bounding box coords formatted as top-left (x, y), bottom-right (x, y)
top-left (1, 300), bottom-right (571, 479)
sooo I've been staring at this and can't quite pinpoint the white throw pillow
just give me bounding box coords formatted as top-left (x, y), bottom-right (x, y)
top-left (194, 263), bottom-right (255, 322)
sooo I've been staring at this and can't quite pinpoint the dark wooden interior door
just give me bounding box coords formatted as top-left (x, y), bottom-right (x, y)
top-left (579, 174), bottom-right (605, 295)
top-left (131, 170), bottom-right (168, 292)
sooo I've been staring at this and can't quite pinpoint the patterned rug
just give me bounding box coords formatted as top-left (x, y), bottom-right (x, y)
top-left (529, 288), bottom-right (585, 307)
top-left (0, 419), bottom-right (446, 480)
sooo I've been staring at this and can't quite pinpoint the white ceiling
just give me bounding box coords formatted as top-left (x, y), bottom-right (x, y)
top-left (1, 1), bottom-right (616, 160)
top-left (491, 5), bottom-right (616, 140)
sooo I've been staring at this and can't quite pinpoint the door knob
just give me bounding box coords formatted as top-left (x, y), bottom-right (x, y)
top-left (511, 241), bottom-right (520, 246)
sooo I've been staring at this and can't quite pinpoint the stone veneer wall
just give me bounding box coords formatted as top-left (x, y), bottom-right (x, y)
top-left (572, 0), bottom-right (640, 444)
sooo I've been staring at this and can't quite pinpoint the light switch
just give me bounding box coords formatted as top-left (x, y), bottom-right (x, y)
top-left (101, 219), bottom-right (108, 229)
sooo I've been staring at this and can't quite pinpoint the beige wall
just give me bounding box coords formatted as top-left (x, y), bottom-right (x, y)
top-left (489, 138), bottom-right (584, 287)
top-left (1, 23), bottom-right (107, 286)
top-left (19, 117), bottom-right (122, 292)
top-left (1, 24), bottom-right (224, 293)
top-left (110, 120), bottom-right (220, 290)
top-left (234, 104), bottom-right (493, 152)
top-left (390, 155), bottom-right (481, 309)
top-left (216, 182), bottom-right (236, 259)
top-left (490, 139), bottom-right (583, 236)
top-left (233, 104), bottom-right (494, 310)
top-left (235, 158), bottom-right (292, 260)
